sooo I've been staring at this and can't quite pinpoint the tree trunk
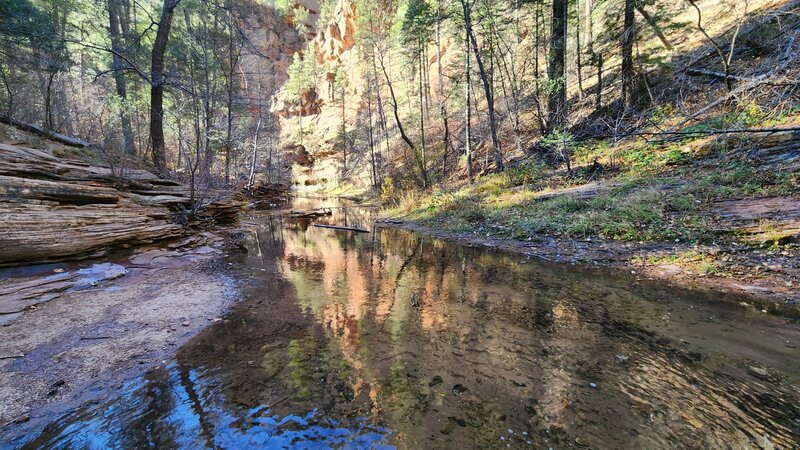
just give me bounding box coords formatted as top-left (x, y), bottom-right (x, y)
top-left (463, 0), bottom-right (504, 171)
top-left (107, 0), bottom-right (136, 155)
top-left (621, 0), bottom-right (636, 110)
top-left (576, 3), bottom-right (584, 100)
top-left (378, 52), bottom-right (417, 161)
top-left (370, 46), bottom-right (391, 165)
top-left (596, 52), bottom-right (603, 110)
top-left (341, 77), bottom-right (347, 172)
top-left (149, 0), bottom-right (181, 174)
top-left (464, 16), bottom-right (473, 183)
top-left (533, 1), bottom-right (546, 134)
top-left (367, 77), bottom-right (378, 189)
top-left (44, 72), bottom-right (55, 130)
top-left (547, 0), bottom-right (568, 133)
top-left (224, 6), bottom-right (239, 184)
top-left (248, 114), bottom-right (262, 192)
top-left (636, 6), bottom-right (672, 51)
top-left (436, 1), bottom-right (452, 176)
top-left (418, 45), bottom-right (428, 187)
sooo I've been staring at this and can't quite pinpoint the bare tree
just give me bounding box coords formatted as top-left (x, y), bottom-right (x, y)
top-left (461, 0), bottom-right (504, 171)
top-left (620, 0), bottom-right (636, 109)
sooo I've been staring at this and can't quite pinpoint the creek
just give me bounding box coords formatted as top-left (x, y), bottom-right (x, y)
top-left (6, 199), bottom-right (800, 449)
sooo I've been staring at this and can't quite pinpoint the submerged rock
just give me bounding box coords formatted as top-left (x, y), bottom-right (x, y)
top-left (747, 365), bottom-right (782, 383)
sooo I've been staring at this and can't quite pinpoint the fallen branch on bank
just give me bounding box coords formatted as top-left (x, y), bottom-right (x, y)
top-left (685, 68), bottom-right (800, 86)
top-left (587, 126), bottom-right (800, 141)
top-left (0, 116), bottom-right (94, 148)
top-left (675, 30), bottom-right (799, 129)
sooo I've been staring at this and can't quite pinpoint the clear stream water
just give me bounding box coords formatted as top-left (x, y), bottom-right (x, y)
top-left (4, 199), bottom-right (800, 449)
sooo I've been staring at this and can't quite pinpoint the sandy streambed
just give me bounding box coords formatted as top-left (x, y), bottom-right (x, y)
top-left (0, 241), bottom-right (239, 430)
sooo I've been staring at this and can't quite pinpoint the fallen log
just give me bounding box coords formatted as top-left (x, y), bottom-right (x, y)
top-left (675, 30), bottom-right (799, 129)
top-left (0, 116), bottom-right (93, 148)
top-left (310, 223), bottom-right (369, 233)
top-left (685, 68), bottom-right (800, 86)
top-left (290, 208), bottom-right (333, 218)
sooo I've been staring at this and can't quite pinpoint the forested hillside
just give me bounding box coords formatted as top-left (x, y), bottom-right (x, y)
top-left (1, 0), bottom-right (798, 252)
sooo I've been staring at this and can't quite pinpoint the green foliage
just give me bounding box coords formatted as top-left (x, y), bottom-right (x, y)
top-left (401, 0), bottom-right (434, 43)
top-left (621, 143), bottom-right (658, 168)
top-left (651, 104), bottom-right (675, 124)
top-left (506, 162), bottom-right (546, 186)
top-left (542, 129), bottom-right (576, 170)
top-left (541, 129), bottom-right (575, 149)
top-left (284, 46), bottom-right (318, 102)
top-left (318, 0), bottom-right (338, 25)
top-left (380, 176), bottom-right (398, 205)
top-left (274, 0), bottom-right (293, 16)
top-left (0, 0), bottom-right (69, 70)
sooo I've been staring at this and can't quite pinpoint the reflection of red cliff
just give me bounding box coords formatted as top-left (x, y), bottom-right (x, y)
top-left (323, 303), bottom-right (360, 350)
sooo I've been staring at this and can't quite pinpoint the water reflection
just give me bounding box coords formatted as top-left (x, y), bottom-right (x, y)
top-left (20, 364), bottom-right (391, 449)
top-left (8, 200), bottom-right (800, 449)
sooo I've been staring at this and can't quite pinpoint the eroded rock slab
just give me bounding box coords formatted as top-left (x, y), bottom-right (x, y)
top-left (0, 143), bottom-right (192, 266)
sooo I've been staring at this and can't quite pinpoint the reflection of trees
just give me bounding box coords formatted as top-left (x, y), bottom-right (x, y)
top-left (32, 205), bottom-right (799, 449)
top-left (176, 363), bottom-right (218, 449)
top-left (186, 219), bottom-right (800, 447)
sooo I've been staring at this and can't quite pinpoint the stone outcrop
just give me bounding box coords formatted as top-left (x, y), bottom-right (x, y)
top-left (271, 0), bottom-right (371, 191)
top-left (313, 0), bottom-right (357, 64)
top-left (268, 0), bottom-right (458, 192)
top-left (0, 128), bottom-right (245, 267)
top-left (0, 142), bottom-right (190, 266)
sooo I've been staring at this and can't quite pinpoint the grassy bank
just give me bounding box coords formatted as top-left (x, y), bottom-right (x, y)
top-left (385, 128), bottom-right (798, 246)
top-left (381, 121), bottom-right (800, 308)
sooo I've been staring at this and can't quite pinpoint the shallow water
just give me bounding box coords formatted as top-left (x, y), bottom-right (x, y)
top-left (6, 199), bottom-right (800, 449)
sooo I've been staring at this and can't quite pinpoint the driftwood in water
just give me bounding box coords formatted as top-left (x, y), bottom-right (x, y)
top-left (310, 223), bottom-right (369, 233)
top-left (0, 116), bottom-right (93, 148)
top-left (290, 208), bottom-right (332, 218)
